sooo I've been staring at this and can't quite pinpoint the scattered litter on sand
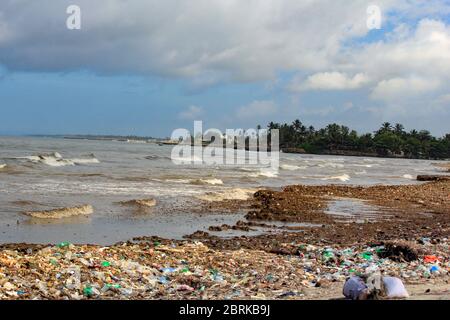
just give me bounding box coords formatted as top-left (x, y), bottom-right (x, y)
top-left (0, 238), bottom-right (447, 300)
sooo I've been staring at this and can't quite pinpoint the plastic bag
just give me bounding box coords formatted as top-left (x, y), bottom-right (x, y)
top-left (343, 276), bottom-right (369, 300)
top-left (383, 276), bottom-right (409, 299)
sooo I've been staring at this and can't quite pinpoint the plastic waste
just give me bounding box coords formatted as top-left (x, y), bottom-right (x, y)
top-left (57, 241), bottom-right (71, 248)
top-left (177, 284), bottom-right (194, 291)
top-left (365, 264), bottom-right (379, 274)
top-left (83, 285), bottom-right (94, 297)
top-left (424, 255), bottom-right (439, 263)
top-left (430, 266), bottom-right (439, 273)
top-left (383, 276), bottom-right (409, 298)
top-left (343, 276), bottom-right (369, 300)
top-left (101, 261), bottom-right (111, 267)
top-left (161, 267), bottom-right (176, 274)
top-left (158, 276), bottom-right (169, 284)
top-left (361, 252), bottom-right (373, 260)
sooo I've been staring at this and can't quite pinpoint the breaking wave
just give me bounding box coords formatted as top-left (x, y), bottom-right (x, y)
top-left (280, 164), bottom-right (307, 171)
top-left (171, 155), bottom-right (203, 163)
top-left (13, 152), bottom-right (100, 167)
top-left (246, 168), bottom-right (279, 178)
top-left (196, 188), bottom-right (257, 202)
top-left (353, 164), bottom-right (374, 168)
top-left (402, 174), bottom-right (414, 179)
top-left (318, 162), bottom-right (345, 168)
top-left (195, 178), bottom-right (223, 185)
top-left (157, 178), bottom-right (224, 185)
top-left (70, 158), bottom-right (100, 165)
top-left (119, 198), bottom-right (157, 208)
top-left (23, 204), bottom-right (93, 219)
top-left (321, 174), bottom-right (351, 182)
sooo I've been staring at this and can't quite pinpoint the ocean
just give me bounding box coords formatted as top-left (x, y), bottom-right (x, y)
top-left (0, 136), bottom-right (446, 244)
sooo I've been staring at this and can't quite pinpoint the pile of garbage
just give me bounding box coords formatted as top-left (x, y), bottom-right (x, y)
top-left (0, 238), bottom-right (448, 300)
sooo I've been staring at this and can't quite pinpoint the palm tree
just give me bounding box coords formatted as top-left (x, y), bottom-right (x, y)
top-left (394, 123), bottom-right (404, 135)
top-left (292, 119), bottom-right (302, 132)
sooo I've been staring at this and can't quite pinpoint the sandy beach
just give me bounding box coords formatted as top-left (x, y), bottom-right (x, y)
top-left (2, 1), bottom-right (450, 307)
top-left (1, 179), bottom-right (448, 300)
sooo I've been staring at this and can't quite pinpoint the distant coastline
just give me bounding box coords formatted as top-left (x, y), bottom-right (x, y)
top-left (25, 122), bottom-right (450, 161)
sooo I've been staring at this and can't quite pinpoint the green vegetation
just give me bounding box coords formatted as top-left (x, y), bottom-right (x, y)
top-left (265, 120), bottom-right (450, 159)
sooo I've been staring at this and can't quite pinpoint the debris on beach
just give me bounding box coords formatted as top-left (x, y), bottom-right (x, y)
top-left (23, 205), bottom-right (93, 219)
top-left (343, 275), bottom-right (409, 300)
top-left (377, 241), bottom-right (420, 262)
top-left (0, 237), bottom-right (448, 300)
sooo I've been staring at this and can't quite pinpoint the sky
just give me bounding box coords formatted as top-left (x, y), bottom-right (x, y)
top-left (0, 0), bottom-right (449, 137)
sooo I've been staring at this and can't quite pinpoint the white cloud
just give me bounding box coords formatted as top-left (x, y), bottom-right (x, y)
top-left (237, 100), bottom-right (278, 119)
top-left (371, 76), bottom-right (441, 101)
top-left (0, 0), bottom-right (436, 80)
top-left (289, 17), bottom-right (450, 116)
top-left (352, 19), bottom-right (450, 81)
top-left (178, 105), bottom-right (203, 120)
top-left (290, 72), bottom-right (370, 91)
top-left (0, 0), bottom-right (449, 132)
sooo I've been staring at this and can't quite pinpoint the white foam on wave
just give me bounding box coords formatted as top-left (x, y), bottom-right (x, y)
top-left (28, 180), bottom-right (204, 196)
top-left (248, 168), bottom-right (279, 178)
top-left (16, 152), bottom-right (100, 167)
top-left (402, 174), bottom-right (414, 179)
top-left (199, 178), bottom-right (223, 185)
top-left (363, 158), bottom-right (386, 163)
top-left (280, 164), bottom-right (307, 171)
top-left (196, 188), bottom-right (257, 202)
top-left (71, 158), bottom-right (100, 165)
top-left (353, 164), bottom-right (374, 168)
top-left (318, 162), bottom-right (345, 169)
top-left (156, 178), bottom-right (224, 185)
top-left (321, 174), bottom-right (351, 182)
top-left (171, 155), bottom-right (203, 163)
top-left (0, 164), bottom-right (6, 170)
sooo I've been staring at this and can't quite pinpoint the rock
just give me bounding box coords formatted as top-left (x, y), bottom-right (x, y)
top-left (417, 175), bottom-right (450, 181)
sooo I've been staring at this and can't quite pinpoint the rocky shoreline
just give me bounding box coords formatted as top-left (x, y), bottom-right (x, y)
top-left (0, 180), bottom-right (449, 300)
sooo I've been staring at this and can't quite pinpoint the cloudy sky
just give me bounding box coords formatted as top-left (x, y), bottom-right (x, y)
top-left (0, 0), bottom-right (449, 137)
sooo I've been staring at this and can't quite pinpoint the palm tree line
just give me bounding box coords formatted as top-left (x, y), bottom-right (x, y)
top-left (263, 120), bottom-right (450, 159)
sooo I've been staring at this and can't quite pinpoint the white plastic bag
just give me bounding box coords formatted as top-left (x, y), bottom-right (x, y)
top-left (383, 276), bottom-right (409, 299)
